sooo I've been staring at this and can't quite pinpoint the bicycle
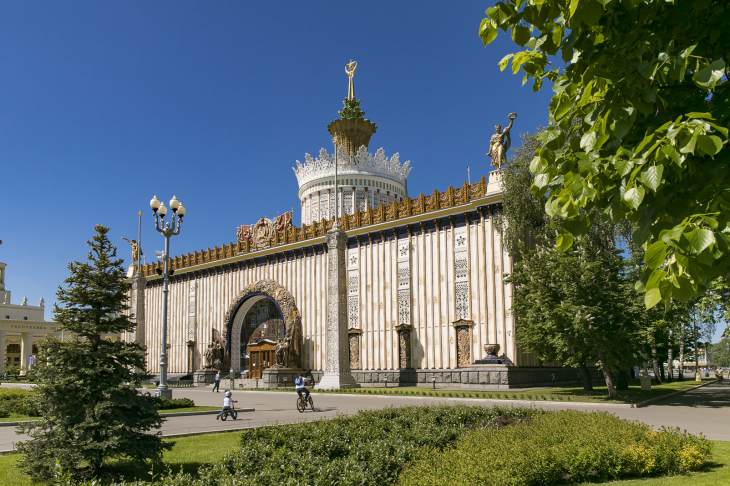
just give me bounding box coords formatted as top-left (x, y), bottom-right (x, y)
top-left (217, 401), bottom-right (238, 421)
top-left (296, 393), bottom-right (314, 413)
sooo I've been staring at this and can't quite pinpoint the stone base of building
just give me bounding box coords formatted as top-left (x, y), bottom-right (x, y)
top-left (347, 367), bottom-right (601, 389)
top-left (315, 371), bottom-right (358, 390)
top-left (262, 367), bottom-right (304, 388)
top-left (193, 369), bottom-right (217, 385)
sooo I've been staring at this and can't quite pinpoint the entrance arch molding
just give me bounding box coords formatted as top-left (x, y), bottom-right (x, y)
top-left (222, 280), bottom-right (302, 373)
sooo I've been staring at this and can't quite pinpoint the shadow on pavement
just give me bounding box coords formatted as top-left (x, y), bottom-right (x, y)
top-left (654, 382), bottom-right (730, 408)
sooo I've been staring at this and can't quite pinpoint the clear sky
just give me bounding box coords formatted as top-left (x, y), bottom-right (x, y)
top-left (1, 2), bottom-right (551, 319)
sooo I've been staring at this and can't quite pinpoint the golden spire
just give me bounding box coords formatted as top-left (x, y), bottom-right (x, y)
top-left (345, 59), bottom-right (357, 100)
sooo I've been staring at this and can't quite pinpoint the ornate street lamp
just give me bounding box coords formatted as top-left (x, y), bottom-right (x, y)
top-left (149, 194), bottom-right (186, 399)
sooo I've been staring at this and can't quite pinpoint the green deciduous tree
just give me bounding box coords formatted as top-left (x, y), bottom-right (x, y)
top-left (18, 225), bottom-right (167, 480)
top-left (712, 337), bottom-right (730, 367)
top-left (480, 0), bottom-right (730, 308)
top-left (501, 135), bottom-right (641, 397)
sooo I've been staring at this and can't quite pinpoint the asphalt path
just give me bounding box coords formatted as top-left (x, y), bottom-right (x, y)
top-left (1, 381), bottom-right (729, 452)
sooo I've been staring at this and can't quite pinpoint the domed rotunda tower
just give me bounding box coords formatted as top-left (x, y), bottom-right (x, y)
top-left (293, 60), bottom-right (412, 226)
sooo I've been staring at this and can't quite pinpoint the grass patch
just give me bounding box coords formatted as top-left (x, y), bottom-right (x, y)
top-left (272, 378), bottom-right (708, 403)
top-left (0, 431), bottom-right (244, 485)
top-left (399, 411), bottom-right (710, 485)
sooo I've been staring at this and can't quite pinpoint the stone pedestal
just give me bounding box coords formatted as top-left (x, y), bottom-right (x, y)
top-left (131, 271), bottom-right (146, 348)
top-left (316, 228), bottom-right (357, 389)
top-left (395, 324), bottom-right (413, 369)
top-left (193, 369), bottom-right (216, 385)
top-left (262, 367), bottom-right (303, 388)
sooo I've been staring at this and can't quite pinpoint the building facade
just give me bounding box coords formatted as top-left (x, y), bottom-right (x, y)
top-left (127, 76), bottom-right (573, 388)
top-left (0, 262), bottom-right (59, 374)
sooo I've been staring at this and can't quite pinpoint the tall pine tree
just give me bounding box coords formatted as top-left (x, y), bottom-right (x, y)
top-left (18, 225), bottom-right (166, 480)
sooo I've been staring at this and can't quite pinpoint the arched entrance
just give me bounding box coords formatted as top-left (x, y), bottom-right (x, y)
top-left (223, 280), bottom-right (302, 375)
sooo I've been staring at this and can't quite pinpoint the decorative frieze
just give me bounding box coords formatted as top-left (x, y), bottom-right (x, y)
top-left (453, 226), bottom-right (471, 320)
top-left (452, 318), bottom-right (474, 368)
top-left (187, 282), bottom-right (197, 344)
top-left (140, 177), bottom-right (489, 278)
top-left (348, 327), bottom-right (362, 369)
top-left (396, 238), bottom-right (411, 326)
top-left (347, 247), bottom-right (360, 330)
top-left (395, 323), bottom-right (413, 369)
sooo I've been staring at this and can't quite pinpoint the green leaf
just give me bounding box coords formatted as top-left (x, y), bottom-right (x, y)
top-left (696, 135), bottom-right (723, 156)
top-left (533, 173), bottom-right (550, 189)
top-left (639, 165), bottom-right (663, 192)
top-left (512, 25), bottom-right (530, 46)
top-left (645, 287), bottom-right (662, 309)
top-left (569, 0), bottom-right (581, 19)
top-left (551, 26), bottom-right (563, 48)
top-left (580, 131), bottom-right (597, 152)
top-left (692, 59), bottom-right (726, 89)
top-left (556, 232), bottom-right (574, 252)
top-left (498, 54), bottom-right (513, 72)
top-left (685, 228), bottom-right (715, 254)
top-left (479, 18), bottom-right (498, 45)
top-left (622, 186), bottom-right (645, 210)
top-left (644, 240), bottom-right (667, 269)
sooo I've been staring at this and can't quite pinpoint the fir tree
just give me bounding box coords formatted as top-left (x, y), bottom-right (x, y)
top-left (18, 225), bottom-right (167, 480)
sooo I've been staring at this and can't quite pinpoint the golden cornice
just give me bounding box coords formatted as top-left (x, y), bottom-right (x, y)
top-left (141, 176), bottom-right (499, 280)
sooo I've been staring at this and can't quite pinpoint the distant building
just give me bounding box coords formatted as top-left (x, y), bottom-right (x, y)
top-left (0, 262), bottom-right (59, 374)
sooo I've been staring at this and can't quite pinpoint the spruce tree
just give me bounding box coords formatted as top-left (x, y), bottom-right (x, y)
top-left (18, 225), bottom-right (166, 480)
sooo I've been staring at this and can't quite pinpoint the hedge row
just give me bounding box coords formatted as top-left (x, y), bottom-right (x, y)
top-left (109, 406), bottom-right (533, 486)
top-left (0, 391), bottom-right (193, 418)
top-left (0, 389), bottom-right (40, 418)
top-left (398, 410), bottom-right (710, 485)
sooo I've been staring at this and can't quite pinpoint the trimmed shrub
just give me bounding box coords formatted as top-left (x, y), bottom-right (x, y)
top-left (398, 410), bottom-right (710, 485)
top-left (0, 389), bottom-right (41, 417)
top-left (132, 406), bottom-right (532, 486)
top-left (154, 397), bottom-right (195, 410)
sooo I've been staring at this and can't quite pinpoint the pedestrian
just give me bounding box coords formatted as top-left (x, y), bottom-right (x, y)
top-left (212, 370), bottom-right (221, 392)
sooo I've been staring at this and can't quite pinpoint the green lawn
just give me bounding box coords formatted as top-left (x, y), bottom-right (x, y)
top-left (0, 406), bottom-right (218, 423)
top-left (0, 430), bottom-right (243, 485)
top-left (248, 378), bottom-right (711, 404)
top-left (0, 430), bottom-right (726, 485)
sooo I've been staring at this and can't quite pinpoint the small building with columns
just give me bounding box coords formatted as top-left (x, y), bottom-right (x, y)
top-left (0, 262), bottom-right (59, 375)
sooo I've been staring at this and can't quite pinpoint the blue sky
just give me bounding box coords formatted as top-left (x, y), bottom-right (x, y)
top-left (1, 1), bottom-right (551, 319)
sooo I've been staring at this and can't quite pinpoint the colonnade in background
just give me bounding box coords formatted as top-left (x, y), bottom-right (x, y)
top-left (0, 330), bottom-right (40, 375)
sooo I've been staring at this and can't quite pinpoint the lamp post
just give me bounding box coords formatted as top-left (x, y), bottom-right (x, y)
top-left (149, 194), bottom-right (186, 399)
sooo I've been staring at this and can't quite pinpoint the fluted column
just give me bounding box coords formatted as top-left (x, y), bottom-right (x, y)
top-left (20, 332), bottom-right (33, 375)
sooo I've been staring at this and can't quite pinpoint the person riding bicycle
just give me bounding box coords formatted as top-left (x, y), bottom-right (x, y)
top-left (217, 390), bottom-right (236, 420)
top-left (294, 374), bottom-right (309, 401)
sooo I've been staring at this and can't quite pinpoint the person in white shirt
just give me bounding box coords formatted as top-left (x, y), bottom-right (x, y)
top-left (295, 374), bottom-right (309, 400)
top-left (217, 390), bottom-right (237, 420)
top-left (212, 370), bottom-right (221, 392)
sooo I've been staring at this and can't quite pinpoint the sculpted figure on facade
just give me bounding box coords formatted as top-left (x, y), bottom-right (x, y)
top-left (236, 224), bottom-right (251, 244)
top-left (274, 211), bottom-right (293, 232)
top-left (123, 237), bottom-right (141, 264)
top-left (488, 112), bottom-right (517, 169)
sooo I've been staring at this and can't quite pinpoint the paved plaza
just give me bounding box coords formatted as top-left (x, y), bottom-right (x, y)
top-left (1, 382), bottom-right (729, 452)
